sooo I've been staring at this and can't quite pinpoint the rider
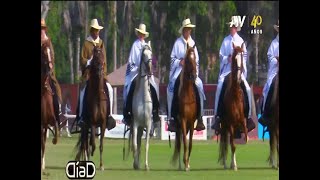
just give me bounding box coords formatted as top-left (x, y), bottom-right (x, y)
top-left (75, 19), bottom-right (116, 130)
top-left (122, 23), bottom-right (160, 127)
top-left (167, 18), bottom-right (206, 132)
top-left (211, 16), bottom-right (255, 133)
top-left (258, 20), bottom-right (279, 127)
top-left (41, 18), bottom-right (62, 126)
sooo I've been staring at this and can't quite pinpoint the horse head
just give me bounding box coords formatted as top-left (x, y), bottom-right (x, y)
top-left (232, 42), bottom-right (244, 84)
top-left (183, 47), bottom-right (197, 82)
top-left (90, 46), bottom-right (105, 79)
top-left (139, 41), bottom-right (153, 77)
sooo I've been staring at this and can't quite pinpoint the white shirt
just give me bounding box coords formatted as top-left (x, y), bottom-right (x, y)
top-left (169, 35), bottom-right (200, 80)
top-left (125, 39), bottom-right (145, 82)
top-left (219, 33), bottom-right (248, 78)
top-left (267, 34), bottom-right (279, 79)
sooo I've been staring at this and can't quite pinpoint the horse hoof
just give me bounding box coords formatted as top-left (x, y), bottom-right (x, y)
top-left (231, 165), bottom-right (238, 171)
top-left (133, 163), bottom-right (139, 170)
top-left (52, 138), bottom-right (57, 145)
top-left (224, 165), bottom-right (228, 170)
top-left (145, 165), bottom-right (149, 171)
top-left (185, 167), bottom-right (190, 171)
top-left (100, 166), bottom-right (104, 171)
top-left (272, 165), bottom-right (278, 170)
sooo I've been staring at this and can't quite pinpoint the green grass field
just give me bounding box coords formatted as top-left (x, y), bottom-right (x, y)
top-left (41, 135), bottom-right (279, 180)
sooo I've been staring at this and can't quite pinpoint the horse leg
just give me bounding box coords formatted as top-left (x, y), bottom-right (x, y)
top-left (91, 124), bottom-right (96, 157)
top-left (137, 127), bottom-right (144, 168)
top-left (52, 119), bottom-right (59, 145)
top-left (145, 122), bottom-right (151, 171)
top-left (99, 119), bottom-right (106, 171)
top-left (219, 126), bottom-right (228, 169)
top-left (85, 126), bottom-right (89, 161)
top-left (133, 124), bottom-right (139, 170)
top-left (187, 123), bottom-right (194, 171)
top-left (178, 132), bottom-right (182, 171)
top-left (42, 126), bottom-right (47, 170)
top-left (230, 126), bottom-right (237, 171)
top-left (181, 119), bottom-right (188, 171)
top-left (242, 119), bottom-right (248, 143)
top-left (269, 129), bottom-right (278, 169)
top-left (276, 127), bottom-right (279, 169)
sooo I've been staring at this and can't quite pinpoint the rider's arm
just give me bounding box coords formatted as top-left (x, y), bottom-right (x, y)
top-left (101, 41), bottom-right (108, 77)
top-left (267, 42), bottom-right (278, 68)
top-left (194, 45), bottom-right (200, 76)
top-left (242, 42), bottom-right (248, 79)
top-left (170, 40), bottom-right (182, 71)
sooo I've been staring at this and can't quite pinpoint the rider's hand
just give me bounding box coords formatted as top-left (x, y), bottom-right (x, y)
top-left (86, 56), bottom-right (93, 66)
top-left (179, 58), bottom-right (185, 66)
top-left (228, 54), bottom-right (232, 63)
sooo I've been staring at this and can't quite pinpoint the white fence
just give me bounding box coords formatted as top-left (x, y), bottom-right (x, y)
top-left (47, 113), bottom-right (215, 140)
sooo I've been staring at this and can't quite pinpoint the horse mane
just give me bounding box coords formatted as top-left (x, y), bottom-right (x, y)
top-left (179, 47), bottom-right (197, 97)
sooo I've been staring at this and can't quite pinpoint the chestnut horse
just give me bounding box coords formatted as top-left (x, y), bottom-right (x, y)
top-left (218, 42), bottom-right (247, 171)
top-left (171, 47), bottom-right (197, 171)
top-left (75, 46), bottom-right (108, 171)
top-left (268, 70), bottom-right (279, 169)
top-left (41, 39), bottom-right (59, 170)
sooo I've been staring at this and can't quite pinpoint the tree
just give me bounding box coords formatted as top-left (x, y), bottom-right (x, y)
top-left (41, 1), bottom-right (50, 19)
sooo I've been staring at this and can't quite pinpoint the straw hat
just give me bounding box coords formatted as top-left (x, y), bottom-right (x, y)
top-left (135, 23), bottom-right (149, 38)
top-left (178, 18), bottom-right (196, 34)
top-left (90, 19), bottom-right (103, 30)
top-left (226, 16), bottom-right (241, 31)
top-left (273, 20), bottom-right (279, 32)
top-left (41, 18), bottom-right (47, 29)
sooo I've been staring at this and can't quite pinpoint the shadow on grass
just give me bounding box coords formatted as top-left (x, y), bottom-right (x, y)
top-left (45, 166), bottom-right (274, 171)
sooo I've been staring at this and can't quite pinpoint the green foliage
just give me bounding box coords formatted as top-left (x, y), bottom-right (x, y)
top-left (46, 1), bottom-right (70, 83)
top-left (45, 1), bottom-right (279, 86)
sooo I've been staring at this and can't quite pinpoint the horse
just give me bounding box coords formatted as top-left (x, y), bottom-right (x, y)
top-left (171, 47), bottom-right (198, 171)
top-left (75, 46), bottom-right (108, 171)
top-left (268, 70), bottom-right (279, 169)
top-left (125, 41), bottom-right (153, 170)
top-left (41, 40), bottom-right (59, 171)
top-left (218, 42), bottom-right (248, 171)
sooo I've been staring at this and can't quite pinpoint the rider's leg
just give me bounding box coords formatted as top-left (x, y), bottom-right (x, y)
top-left (122, 78), bottom-right (136, 126)
top-left (76, 83), bottom-right (87, 125)
top-left (150, 85), bottom-right (160, 123)
top-left (194, 84), bottom-right (205, 131)
top-left (211, 75), bottom-right (228, 131)
top-left (104, 80), bottom-right (116, 130)
top-left (50, 79), bottom-right (61, 126)
top-left (168, 75), bottom-right (180, 132)
top-left (240, 78), bottom-right (255, 132)
top-left (259, 76), bottom-right (276, 127)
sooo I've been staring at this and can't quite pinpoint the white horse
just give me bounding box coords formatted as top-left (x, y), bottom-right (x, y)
top-left (131, 42), bottom-right (153, 170)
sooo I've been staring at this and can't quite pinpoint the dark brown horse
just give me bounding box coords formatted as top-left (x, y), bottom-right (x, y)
top-left (172, 47), bottom-right (197, 171)
top-left (75, 46), bottom-right (108, 171)
top-left (41, 39), bottom-right (59, 170)
top-left (218, 42), bottom-right (248, 171)
top-left (268, 68), bottom-right (279, 169)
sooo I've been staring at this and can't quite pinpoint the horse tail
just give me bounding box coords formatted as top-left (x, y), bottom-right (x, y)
top-left (218, 122), bottom-right (228, 165)
top-left (171, 123), bottom-right (181, 166)
top-left (74, 125), bottom-right (89, 161)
